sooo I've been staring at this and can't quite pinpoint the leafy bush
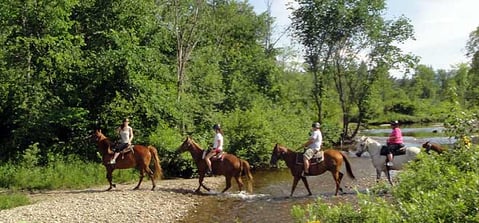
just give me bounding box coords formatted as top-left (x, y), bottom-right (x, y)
top-left (0, 153), bottom-right (138, 190)
top-left (0, 192), bottom-right (30, 210)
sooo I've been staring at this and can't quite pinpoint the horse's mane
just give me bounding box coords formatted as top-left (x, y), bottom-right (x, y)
top-left (276, 144), bottom-right (295, 153)
top-left (95, 130), bottom-right (114, 149)
top-left (188, 137), bottom-right (205, 151)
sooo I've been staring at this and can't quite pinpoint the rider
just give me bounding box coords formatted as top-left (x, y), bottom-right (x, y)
top-left (386, 120), bottom-right (404, 167)
top-left (109, 118), bottom-right (134, 164)
top-left (302, 122), bottom-right (323, 175)
top-left (205, 124), bottom-right (223, 175)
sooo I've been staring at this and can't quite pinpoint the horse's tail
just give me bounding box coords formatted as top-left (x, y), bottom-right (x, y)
top-left (240, 159), bottom-right (254, 193)
top-left (341, 152), bottom-right (355, 180)
top-left (148, 145), bottom-right (163, 180)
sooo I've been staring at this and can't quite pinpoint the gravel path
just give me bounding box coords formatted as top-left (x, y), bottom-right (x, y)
top-left (0, 177), bottom-right (224, 223)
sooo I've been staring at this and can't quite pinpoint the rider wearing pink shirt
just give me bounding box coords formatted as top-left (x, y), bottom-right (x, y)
top-left (386, 120), bottom-right (404, 167)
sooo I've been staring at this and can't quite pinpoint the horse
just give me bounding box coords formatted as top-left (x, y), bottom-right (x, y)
top-left (92, 129), bottom-right (163, 191)
top-left (270, 144), bottom-right (355, 196)
top-left (422, 141), bottom-right (445, 154)
top-left (176, 136), bottom-right (253, 193)
top-left (355, 136), bottom-right (420, 185)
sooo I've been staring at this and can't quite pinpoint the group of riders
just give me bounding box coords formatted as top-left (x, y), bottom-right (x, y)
top-left (109, 118), bottom-right (404, 172)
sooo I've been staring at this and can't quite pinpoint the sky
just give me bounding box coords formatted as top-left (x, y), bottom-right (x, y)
top-left (250, 0), bottom-right (479, 71)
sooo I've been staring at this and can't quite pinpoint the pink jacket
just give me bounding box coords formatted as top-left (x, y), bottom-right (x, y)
top-left (387, 127), bottom-right (403, 144)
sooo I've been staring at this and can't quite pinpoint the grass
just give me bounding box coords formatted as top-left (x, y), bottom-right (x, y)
top-left (0, 192), bottom-right (30, 210)
top-left (0, 157), bottom-right (140, 210)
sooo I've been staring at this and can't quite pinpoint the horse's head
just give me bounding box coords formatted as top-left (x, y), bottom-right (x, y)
top-left (355, 136), bottom-right (369, 157)
top-left (270, 144), bottom-right (286, 167)
top-left (92, 129), bottom-right (106, 143)
top-left (92, 129), bottom-right (113, 155)
top-left (177, 136), bottom-right (201, 154)
top-left (422, 141), bottom-right (432, 153)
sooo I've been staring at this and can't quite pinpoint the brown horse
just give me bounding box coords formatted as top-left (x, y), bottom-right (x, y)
top-left (177, 136), bottom-right (253, 193)
top-left (422, 141), bottom-right (446, 154)
top-left (93, 129), bottom-right (163, 191)
top-left (270, 144), bottom-right (355, 196)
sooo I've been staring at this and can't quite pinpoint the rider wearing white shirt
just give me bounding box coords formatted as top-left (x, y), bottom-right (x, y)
top-left (302, 122), bottom-right (323, 175)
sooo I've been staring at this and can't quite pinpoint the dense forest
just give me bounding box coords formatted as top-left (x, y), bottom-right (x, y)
top-left (1, 0), bottom-right (479, 177)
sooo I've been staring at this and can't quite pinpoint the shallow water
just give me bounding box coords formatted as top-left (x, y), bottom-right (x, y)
top-left (179, 127), bottom-right (448, 223)
top-left (179, 154), bottom-right (377, 223)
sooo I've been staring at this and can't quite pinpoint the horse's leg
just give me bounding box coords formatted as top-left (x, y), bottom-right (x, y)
top-left (147, 168), bottom-right (156, 191)
top-left (289, 176), bottom-right (301, 197)
top-left (300, 176), bottom-right (312, 196)
top-left (106, 168), bottom-right (116, 191)
top-left (386, 168), bottom-right (394, 185)
top-left (222, 175), bottom-right (233, 193)
top-left (234, 175), bottom-right (244, 192)
top-left (195, 176), bottom-right (202, 193)
top-left (198, 175), bottom-right (211, 192)
top-left (376, 168), bottom-right (382, 182)
top-left (335, 171), bottom-right (344, 195)
top-left (133, 169), bottom-right (145, 190)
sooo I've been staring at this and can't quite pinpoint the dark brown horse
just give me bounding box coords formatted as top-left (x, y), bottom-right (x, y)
top-left (422, 141), bottom-right (446, 154)
top-left (93, 129), bottom-right (162, 191)
top-left (177, 136), bottom-right (253, 193)
top-left (270, 144), bottom-right (355, 196)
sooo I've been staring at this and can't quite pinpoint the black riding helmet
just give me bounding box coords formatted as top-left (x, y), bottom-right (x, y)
top-left (390, 120), bottom-right (400, 126)
top-left (213, 124), bottom-right (221, 130)
top-left (312, 122), bottom-right (321, 128)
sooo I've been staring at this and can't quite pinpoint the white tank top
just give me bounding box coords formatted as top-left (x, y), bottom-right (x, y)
top-left (119, 126), bottom-right (132, 143)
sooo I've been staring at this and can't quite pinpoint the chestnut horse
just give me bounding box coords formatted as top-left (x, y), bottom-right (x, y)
top-left (422, 141), bottom-right (445, 154)
top-left (177, 136), bottom-right (253, 193)
top-left (270, 144), bottom-right (355, 196)
top-left (93, 129), bottom-right (162, 191)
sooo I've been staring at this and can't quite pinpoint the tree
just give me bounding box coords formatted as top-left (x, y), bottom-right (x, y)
top-left (466, 26), bottom-right (479, 107)
top-left (290, 0), bottom-right (416, 141)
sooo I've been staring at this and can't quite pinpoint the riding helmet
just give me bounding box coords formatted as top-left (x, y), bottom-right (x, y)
top-left (390, 120), bottom-right (399, 126)
top-left (213, 124), bottom-right (221, 130)
top-left (312, 122), bottom-right (321, 128)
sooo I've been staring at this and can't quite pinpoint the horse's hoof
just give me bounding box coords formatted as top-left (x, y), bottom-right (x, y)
top-left (133, 187), bottom-right (139, 190)
top-left (112, 184), bottom-right (116, 188)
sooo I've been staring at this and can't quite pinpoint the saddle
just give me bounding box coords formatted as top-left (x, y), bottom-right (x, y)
top-left (296, 151), bottom-right (324, 165)
top-left (380, 145), bottom-right (406, 156)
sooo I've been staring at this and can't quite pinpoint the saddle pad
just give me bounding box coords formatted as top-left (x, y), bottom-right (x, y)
top-left (380, 145), bottom-right (406, 156)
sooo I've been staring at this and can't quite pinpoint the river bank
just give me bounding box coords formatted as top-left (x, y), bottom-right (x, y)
top-left (0, 177), bottom-right (224, 223)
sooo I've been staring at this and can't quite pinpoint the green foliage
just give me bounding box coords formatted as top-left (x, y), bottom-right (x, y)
top-left (292, 195), bottom-right (399, 223)
top-left (393, 147), bottom-right (479, 222)
top-left (444, 109), bottom-right (479, 149)
top-left (292, 106), bottom-right (479, 222)
top-left (0, 155), bottom-right (138, 190)
top-left (0, 192), bottom-right (30, 210)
